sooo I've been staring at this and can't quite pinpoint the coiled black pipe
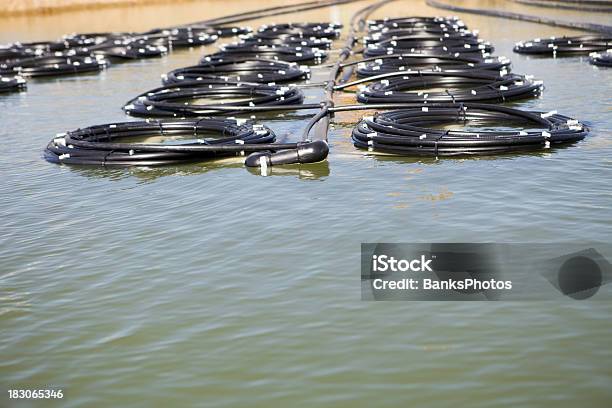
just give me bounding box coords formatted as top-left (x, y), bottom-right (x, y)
top-left (363, 31), bottom-right (479, 45)
top-left (514, 36), bottom-right (612, 55)
top-left (337, 70), bottom-right (541, 103)
top-left (229, 36), bottom-right (333, 49)
top-left (0, 75), bottom-right (26, 92)
top-left (206, 45), bottom-right (327, 63)
top-left (44, 118), bottom-right (292, 166)
top-left (133, 29), bottom-right (219, 48)
top-left (589, 50), bottom-right (612, 66)
top-left (351, 103), bottom-right (588, 156)
top-left (0, 47), bottom-right (31, 64)
top-left (4, 0), bottom-right (363, 85)
top-left (203, 26), bottom-right (253, 38)
top-left (62, 32), bottom-right (121, 47)
top-left (255, 22), bottom-right (342, 39)
top-left (1, 55), bottom-right (108, 77)
top-left (365, 27), bottom-right (471, 42)
top-left (9, 40), bottom-right (71, 54)
top-left (163, 59), bottom-right (309, 84)
top-left (366, 16), bottom-right (466, 32)
top-left (91, 43), bottom-right (168, 60)
top-left (123, 80), bottom-right (307, 117)
top-left (351, 53), bottom-right (511, 77)
top-left (361, 16), bottom-right (488, 58)
top-left (363, 40), bottom-right (494, 58)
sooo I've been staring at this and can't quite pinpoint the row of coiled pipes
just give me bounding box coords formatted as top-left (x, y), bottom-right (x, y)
top-left (425, 0), bottom-right (612, 66)
top-left (0, 0), bottom-right (359, 92)
top-left (334, 15), bottom-right (588, 155)
top-left (1, 0), bottom-right (604, 167)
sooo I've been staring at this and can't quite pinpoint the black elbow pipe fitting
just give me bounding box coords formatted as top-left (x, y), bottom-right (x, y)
top-left (244, 140), bottom-right (329, 167)
top-left (296, 140), bottom-right (329, 163)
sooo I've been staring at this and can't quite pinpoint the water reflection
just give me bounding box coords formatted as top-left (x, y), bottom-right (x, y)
top-left (245, 161), bottom-right (330, 179)
top-left (63, 157), bottom-right (330, 181)
top-left (361, 142), bottom-right (579, 165)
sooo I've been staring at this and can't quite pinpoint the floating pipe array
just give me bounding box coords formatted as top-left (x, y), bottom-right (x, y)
top-left (2, 0), bottom-right (590, 167)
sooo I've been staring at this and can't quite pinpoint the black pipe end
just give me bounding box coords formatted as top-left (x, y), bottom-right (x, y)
top-left (296, 140), bottom-right (329, 164)
top-left (244, 140), bottom-right (329, 167)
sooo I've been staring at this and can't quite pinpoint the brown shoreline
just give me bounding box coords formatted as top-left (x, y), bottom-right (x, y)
top-left (0, 0), bottom-right (205, 17)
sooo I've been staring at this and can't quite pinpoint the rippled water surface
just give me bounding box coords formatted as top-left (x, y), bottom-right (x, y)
top-left (1, 1), bottom-right (611, 407)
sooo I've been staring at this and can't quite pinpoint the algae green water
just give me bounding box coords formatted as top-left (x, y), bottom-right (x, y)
top-left (1, 1), bottom-right (611, 406)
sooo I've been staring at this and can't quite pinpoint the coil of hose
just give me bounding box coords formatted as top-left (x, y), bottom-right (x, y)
top-left (514, 36), bottom-right (612, 55)
top-left (123, 80), bottom-right (305, 117)
top-left (136, 28), bottom-right (219, 47)
top-left (90, 41), bottom-right (168, 60)
top-left (9, 40), bottom-right (72, 54)
top-left (62, 32), bottom-right (121, 47)
top-left (234, 36), bottom-right (333, 49)
top-left (202, 46), bottom-right (327, 63)
top-left (363, 31), bottom-right (478, 45)
top-left (163, 59), bottom-right (309, 84)
top-left (44, 118), bottom-right (280, 166)
top-left (206, 26), bottom-right (253, 38)
top-left (1, 55), bottom-right (108, 77)
top-left (1, 47), bottom-right (32, 64)
top-left (365, 26), bottom-right (473, 42)
top-left (354, 53), bottom-right (511, 77)
top-left (353, 71), bottom-right (541, 103)
top-left (351, 103), bottom-right (588, 155)
top-left (363, 41), bottom-right (494, 57)
top-left (255, 23), bottom-right (342, 39)
top-left (367, 16), bottom-right (466, 31)
top-left (0, 75), bottom-right (27, 92)
top-left (589, 50), bottom-right (612, 67)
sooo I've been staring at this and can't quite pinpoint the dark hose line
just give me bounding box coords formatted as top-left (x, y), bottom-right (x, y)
top-left (510, 0), bottom-right (612, 12)
top-left (350, 103), bottom-right (588, 156)
top-left (244, 0), bottom-right (397, 168)
top-left (198, 0), bottom-right (365, 27)
top-left (425, 0), bottom-right (612, 34)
